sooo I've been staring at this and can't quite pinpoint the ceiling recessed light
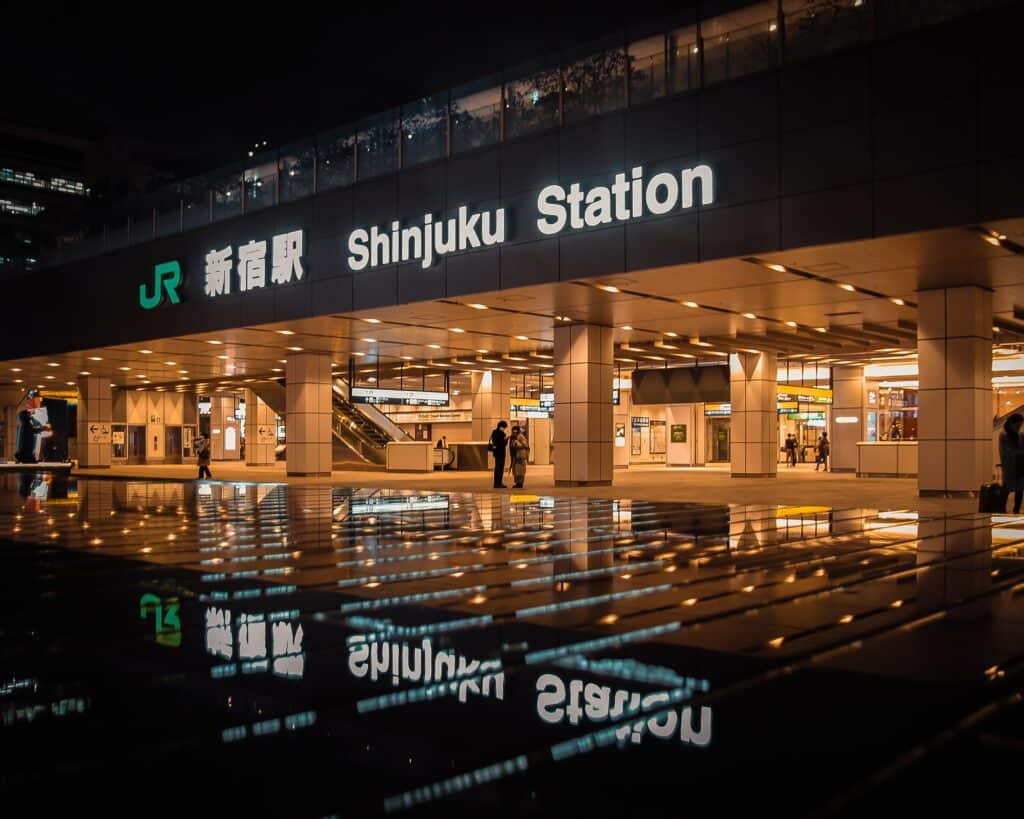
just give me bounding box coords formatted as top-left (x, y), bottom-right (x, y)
top-left (837, 283), bottom-right (856, 292)
top-left (467, 303), bottom-right (488, 310)
top-left (45, 375), bottom-right (55, 380)
top-left (139, 349), bottom-right (153, 354)
top-left (682, 301), bottom-right (699, 309)
top-left (10, 367), bottom-right (21, 372)
top-left (65, 381), bottom-right (74, 386)
top-left (165, 361), bottom-right (176, 366)
top-left (428, 343), bottom-right (441, 349)
top-left (596, 284), bottom-right (620, 293)
top-left (277, 329), bottom-right (295, 335)
top-left (619, 325), bottom-right (632, 331)
top-left (179, 370), bottom-right (188, 374)
top-left (767, 263), bottom-right (786, 273)
top-left (402, 355), bottom-right (413, 360)
top-left (890, 297), bottom-right (905, 306)
top-left (450, 327), bottom-right (465, 333)
top-left (814, 327), bottom-right (827, 333)
top-left (785, 321), bottom-right (798, 328)
top-left (13, 378), bottom-right (22, 383)
top-left (287, 346), bottom-right (303, 351)
top-left (664, 331), bottom-right (678, 338)
top-left (477, 349), bottom-right (488, 354)
top-left (364, 318), bottom-right (381, 324)
top-left (217, 354), bottom-right (229, 360)
top-left (515, 335), bottom-right (529, 340)
top-left (119, 366), bottom-right (131, 371)
top-left (46, 362), bottom-right (59, 367)
top-left (742, 312), bottom-right (756, 319)
top-left (88, 356), bottom-right (102, 361)
top-left (79, 371), bottom-right (90, 375)
top-left (362, 338), bottom-right (376, 343)
top-left (271, 367), bottom-right (282, 372)
top-left (352, 351), bottom-right (366, 357)
top-left (207, 340), bottom-right (223, 345)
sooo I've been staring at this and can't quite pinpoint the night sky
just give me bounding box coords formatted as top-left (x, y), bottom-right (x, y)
top-left (5, 1), bottom-right (683, 181)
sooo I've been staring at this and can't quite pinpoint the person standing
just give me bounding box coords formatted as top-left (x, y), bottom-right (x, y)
top-left (489, 421), bottom-right (509, 489)
top-left (999, 413), bottom-right (1024, 513)
top-left (196, 434), bottom-right (213, 480)
top-left (509, 426), bottom-right (530, 489)
top-left (814, 431), bottom-right (830, 472)
top-left (784, 433), bottom-right (797, 467)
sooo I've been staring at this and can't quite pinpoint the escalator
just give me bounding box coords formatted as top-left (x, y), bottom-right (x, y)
top-left (252, 377), bottom-right (411, 469)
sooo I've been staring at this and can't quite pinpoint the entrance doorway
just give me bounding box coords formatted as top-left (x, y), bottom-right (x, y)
top-left (126, 425), bottom-right (146, 464)
top-left (164, 426), bottom-right (182, 464)
top-left (706, 418), bottom-right (729, 462)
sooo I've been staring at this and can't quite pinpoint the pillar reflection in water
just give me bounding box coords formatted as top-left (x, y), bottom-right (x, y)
top-left (915, 516), bottom-right (994, 621)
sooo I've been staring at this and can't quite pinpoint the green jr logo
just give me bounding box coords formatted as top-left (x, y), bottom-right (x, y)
top-left (139, 260), bottom-right (182, 309)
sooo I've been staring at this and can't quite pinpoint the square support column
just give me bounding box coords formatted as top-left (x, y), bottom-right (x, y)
top-left (76, 376), bottom-right (113, 468)
top-left (830, 366), bottom-right (865, 473)
top-left (729, 351), bottom-right (777, 478)
top-left (286, 353), bottom-right (332, 477)
top-left (918, 286), bottom-right (992, 496)
top-left (244, 389), bottom-right (277, 466)
top-left (471, 370), bottom-right (509, 440)
top-left (553, 323), bottom-right (614, 486)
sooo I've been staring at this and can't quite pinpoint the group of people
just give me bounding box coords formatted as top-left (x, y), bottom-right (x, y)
top-left (783, 432), bottom-right (831, 471)
top-left (488, 421), bottom-right (530, 489)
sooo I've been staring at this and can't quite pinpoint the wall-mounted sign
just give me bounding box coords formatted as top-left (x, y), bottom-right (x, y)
top-left (704, 403), bottom-right (731, 416)
top-left (615, 422), bottom-right (626, 447)
top-left (256, 425), bottom-right (276, 445)
top-left (777, 384), bottom-right (832, 405)
top-left (346, 164), bottom-right (713, 272)
top-left (631, 416), bottom-right (650, 428)
top-left (87, 423), bottom-right (111, 444)
top-left (350, 387), bottom-right (449, 407)
top-left (670, 424), bottom-right (687, 443)
top-left (139, 261), bottom-right (182, 310)
top-left (204, 229), bottom-right (304, 298)
top-left (835, 416), bottom-right (859, 424)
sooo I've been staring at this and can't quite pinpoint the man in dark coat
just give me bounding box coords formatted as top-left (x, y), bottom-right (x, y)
top-left (489, 421), bottom-right (509, 489)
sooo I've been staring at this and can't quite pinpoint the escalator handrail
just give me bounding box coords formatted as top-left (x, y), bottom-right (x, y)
top-left (333, 379), bottom-right (413, 442)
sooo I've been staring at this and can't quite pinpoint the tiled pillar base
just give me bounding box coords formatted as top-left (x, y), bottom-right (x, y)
top-left (76, 376), bottom-right (113, 467)
top-left (286, 353), bottom-right (332, 477)
top-left (917, 286), bottom-right (992, 497)
top-left (553, 324), bottom-right (614, 486)
top-left (730, 352), bottom-right (777, 478)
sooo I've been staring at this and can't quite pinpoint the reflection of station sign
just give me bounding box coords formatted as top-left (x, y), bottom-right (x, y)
top-left (350, 387), bottom-right (449, 407)
top-left (88, 423), bottom-right (111, 444)
top-left (350, 494), bottom-right (449, 515)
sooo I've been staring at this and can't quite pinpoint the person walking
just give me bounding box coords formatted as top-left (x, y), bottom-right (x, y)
top-left (814, 431), bottom-right (830, 472)
top-left (509, 426), bottom-right (530, 489)
top-left (196, 434), bottom-right (213, 480)
top-left (784, 433), bottom-right (797, 467)
top-left (488, 421), bottom-right (509, 489)
top-left (999, 413), bottom-right (1024, 513)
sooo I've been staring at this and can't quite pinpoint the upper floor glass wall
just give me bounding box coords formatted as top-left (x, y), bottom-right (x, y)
top-left (45, 0), bottom-right (996, 267)
top-left (450, 77), bottom-right (501, 154)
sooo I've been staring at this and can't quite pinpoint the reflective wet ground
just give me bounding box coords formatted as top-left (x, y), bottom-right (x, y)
top-left (3, 472), bottom-right (1024, 817)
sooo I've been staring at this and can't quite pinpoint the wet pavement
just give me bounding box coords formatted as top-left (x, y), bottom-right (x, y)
top-left (2, 471), bottom-right (1024, 817)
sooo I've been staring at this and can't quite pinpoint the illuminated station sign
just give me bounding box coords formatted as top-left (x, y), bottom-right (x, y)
top-left (349, 387), bottom-right (449, 407)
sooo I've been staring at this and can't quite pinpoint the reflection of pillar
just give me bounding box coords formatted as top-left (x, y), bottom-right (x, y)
top-left (76, 376), bottom-right (113, 467)
top-left (729, 352), bottom-right (777, 478)
top-left (244, 389), bottom-right (276, 466)
top-left (915, 517), bottom-right (993, 621)
top-left (287, 485), bottom-right (334, 553)
top-left (918, 286), bottom-right (992, 495)
top-left (830, 366), bottom-right (865, 473)
top-left (471, 370), bottom-right (509, 440)
top-left (553, 324), bottom-right (614, 486)
top-left (286, 353), bottom-right (332, 477)
top-left (555, 497), bottom-right (613, 576)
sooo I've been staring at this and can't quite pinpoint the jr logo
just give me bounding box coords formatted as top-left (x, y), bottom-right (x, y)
top-left (139, 260), bottom-right (182, 309)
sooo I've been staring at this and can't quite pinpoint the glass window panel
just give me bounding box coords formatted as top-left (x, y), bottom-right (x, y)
top-left (402, 92), bottom-right (448, 167)
top-left (667, 25), bottom-right (701, 94)
top-left (243, 160), bottom-right (277, 212)
top-left (628, 35), bottom-right (667, 105)
top-left (318, 130), bottom-right (356, 191)
top-left (784, 0), bottom-right (872, 62)
top-left (156, 201), bottom-right (181, 237)
top-left (451, 78), bottom-right (501, 154)
top-left (181, 177), bottom-right (209, 230)
top-left (130, 210), bottom-right (153, 245)
top-left (211, 173), bottom-right (242, 222)
top-left (876, 0), bottom-right (974, 34)
top-left (357, 110), bottom-right (399, 180)
top-left (702, 1), bottom-right (780, 86)
top-left (563, 46), bottom-right (626, 123)
top-left (504, 66), bottom-right (561, 139)
top-left (280, 140), bottom-right (316, 201)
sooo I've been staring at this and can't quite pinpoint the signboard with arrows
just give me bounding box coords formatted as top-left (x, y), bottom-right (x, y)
top-left (88, 423), bottom-right (111, 444)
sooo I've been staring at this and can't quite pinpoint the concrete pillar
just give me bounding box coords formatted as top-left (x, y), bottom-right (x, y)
top-left (286, 352), bottom-right (332, 477)
top-left (244, 389), bottom-right (276, 466)
top-left (76, 376), bottom-right (112, 467)
top-left (917, 286), bottom-right (992, 496)
top-left (830, 366), bottom-right (865, 473)
top-left (729, 351), bottom-right (777, 478)
top-left (471, 370), bottom-right (509, 440)
top-left (553, 323), bottom-right (614, 486)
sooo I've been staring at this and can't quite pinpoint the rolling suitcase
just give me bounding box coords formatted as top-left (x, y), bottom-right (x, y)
top-left (979, 464), bottom-right (1008, 513)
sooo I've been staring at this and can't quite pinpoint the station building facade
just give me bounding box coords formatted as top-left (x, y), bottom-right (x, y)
top-left (1, 0), bottom-right (1023, 496)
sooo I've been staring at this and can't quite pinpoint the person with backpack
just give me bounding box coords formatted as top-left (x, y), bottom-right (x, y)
top-left (814, 432), bottom-right (830, 472)
top-left (196, 434), bottom-right (213, 480)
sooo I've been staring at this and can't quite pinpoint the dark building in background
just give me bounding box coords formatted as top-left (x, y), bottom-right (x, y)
top-left (0, 121), bottom-right (93, 279)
